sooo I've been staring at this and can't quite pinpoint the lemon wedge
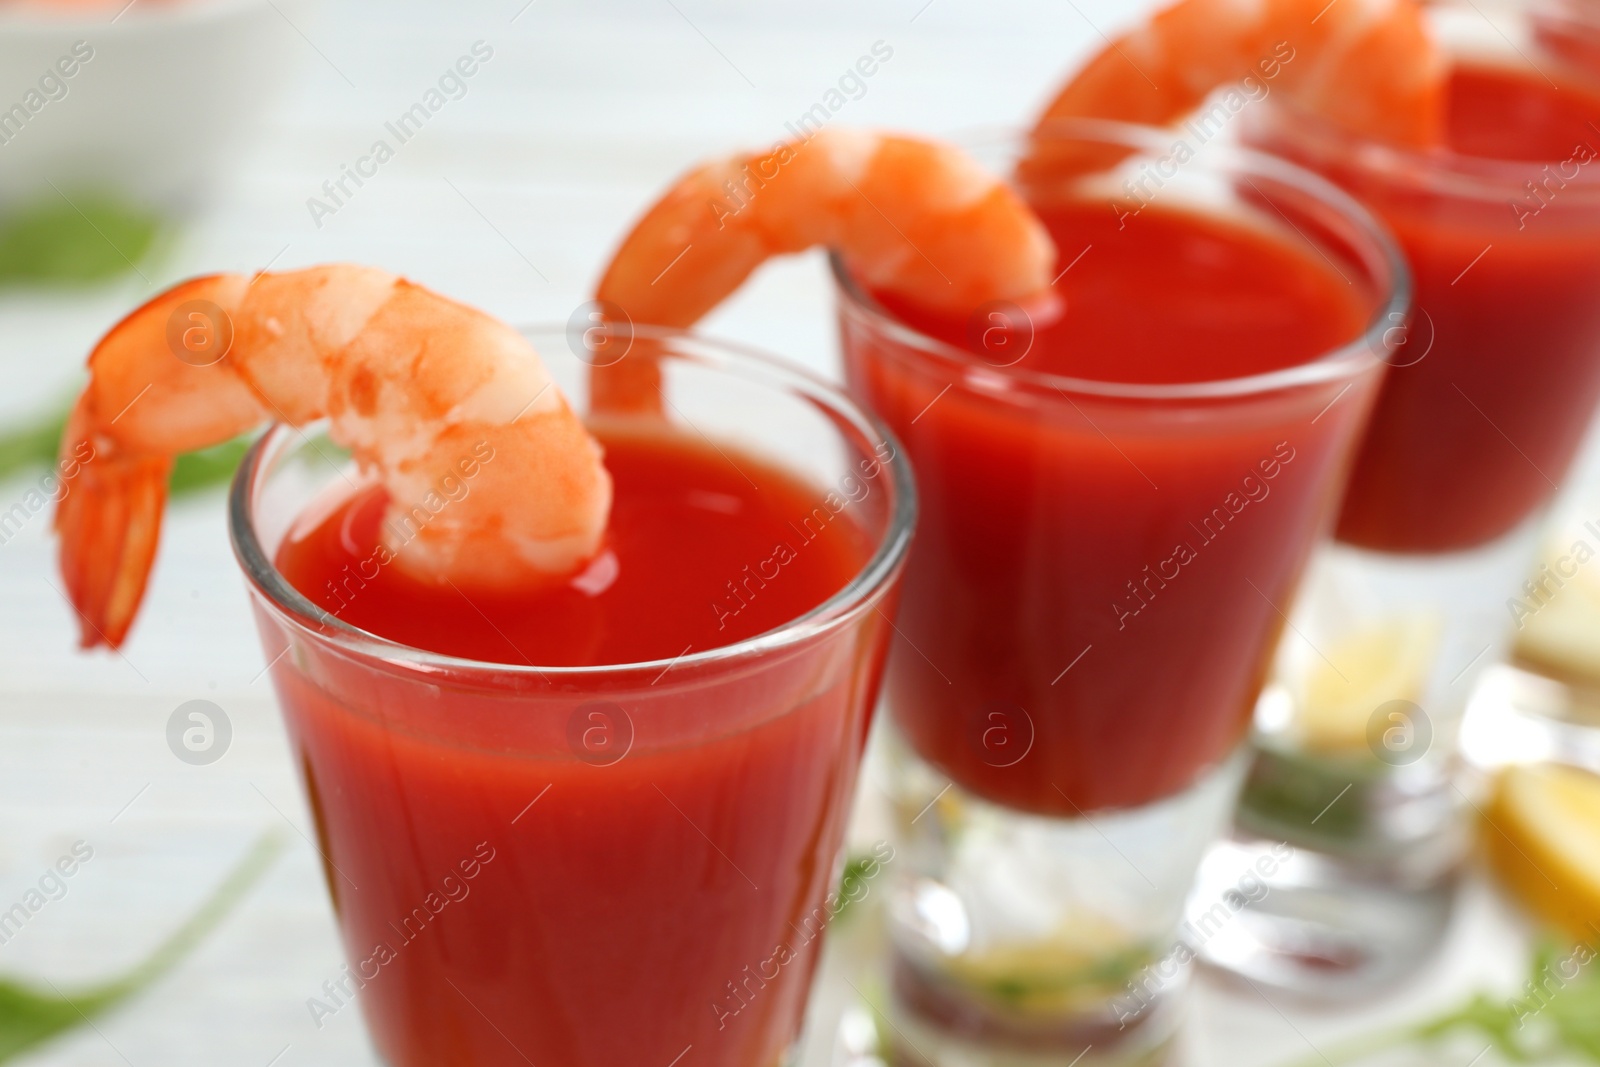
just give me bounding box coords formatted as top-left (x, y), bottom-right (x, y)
top-left (1485, 762), bottom-right (1600, 938)
top-left (1514, 535), bottom-right (1600, 685)
top-left (1296, 615), bottom-right (1442, 752)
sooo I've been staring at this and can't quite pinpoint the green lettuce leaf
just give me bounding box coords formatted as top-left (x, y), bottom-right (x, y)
top-left (0, 831), bottom-right (284, 1063)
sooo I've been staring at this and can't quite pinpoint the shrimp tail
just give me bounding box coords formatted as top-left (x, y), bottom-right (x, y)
top-left (589, 342), bottom-right (666, 417)
top-left (54, 398), bottom-right (172, 649)
top-left (55, 265), bottom-right (612, 650)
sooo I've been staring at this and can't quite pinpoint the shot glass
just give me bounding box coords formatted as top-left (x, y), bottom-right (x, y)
top-left (229, 329), bottom-right (914, 1067)
top-left (834, 122), bottom-right (1405, 1064)
top-left (1226, 0), bottom-right (1600, 995)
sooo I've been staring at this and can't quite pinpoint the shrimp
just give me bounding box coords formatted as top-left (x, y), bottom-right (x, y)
top-left (56, 266), bottom-right (612, 649)
top-left (1023, 0), bottom-right (1446, 180)
top-left (590, 127), bottom-right (1056, 409)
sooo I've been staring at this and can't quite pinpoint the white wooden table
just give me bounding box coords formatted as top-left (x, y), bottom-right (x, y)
top-left (0, 1), bottom-right (1550, 1063)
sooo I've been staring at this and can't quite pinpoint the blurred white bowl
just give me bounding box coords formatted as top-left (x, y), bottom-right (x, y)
top-left (0, 0), bottom-right (299, 212)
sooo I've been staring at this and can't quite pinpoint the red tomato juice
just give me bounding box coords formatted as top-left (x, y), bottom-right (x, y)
top-left (843, 198), bottom-right (1376, 814)
top-left (1291, 64), bottom-right (1600, 552)
top-left (263, 427), bottom-right (886, 1067)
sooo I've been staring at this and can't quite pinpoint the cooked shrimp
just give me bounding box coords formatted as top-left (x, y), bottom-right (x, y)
top-left (57, 266), bottom-right (612, 649)
top-left (596, 127), bottom-right (1056, 330)
top-left (590, 128), bottom-right (1055, 413)
top-left (1025, 0), bottom-right (1446, 178)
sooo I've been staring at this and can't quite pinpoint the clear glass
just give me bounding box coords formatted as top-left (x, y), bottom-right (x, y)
top-left (833, 122), bottom-right (1406, 1064)
top-left (1230, 0), bottom-right (1600, 995)
top-left (228, 328), bottom-right (915, 1067)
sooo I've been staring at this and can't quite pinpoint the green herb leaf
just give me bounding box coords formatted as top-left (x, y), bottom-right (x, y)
top-left (1277, 935), bottom-right (1600, 1067)
top-left (169, 438), bottom-right (253, 498)
top-left (0, 411), bottom-right (68, 485)
top-left (0, 195), bottom-right (163, 286)
top-left (835, 853), bottom-right (879, 922)
top-left (0, 831), bottom-right (284, 1063)
top-left (0, 401), bottom-right (249, 500)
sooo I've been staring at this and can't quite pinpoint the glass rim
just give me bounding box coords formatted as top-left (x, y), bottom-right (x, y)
top-left (831, 117), bottom-right (1411, 402)
top-left (227, 324), bottom-right (918, 680)
top-left (1256, 0), bottom-right (1600, 204)
top-left (1257, 93), bottom-right (1600, 205)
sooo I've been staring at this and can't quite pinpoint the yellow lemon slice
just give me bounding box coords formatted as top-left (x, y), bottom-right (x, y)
top-left (1296, 615), bottom-right (1441, 753)
top-left (1514, 535), bottom-right (1600, 686)
top-left (1485, 762), bottom-right (1600, 938)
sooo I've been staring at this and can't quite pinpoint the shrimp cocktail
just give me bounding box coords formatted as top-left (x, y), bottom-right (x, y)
top-left (1040, 0), bottom-right (1600, 994)
top-left (54, 268), bottom-right (920, 1066)
top-left (596, 123), bottom-right (1403, 1062)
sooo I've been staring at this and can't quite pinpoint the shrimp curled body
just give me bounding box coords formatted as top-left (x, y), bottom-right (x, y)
top-left (57, 266), bottom-right (612, 648)
top-left (597, 127), bottom-right (1057, 329)
top-left (1027, 0), bottom-right (1446, 177)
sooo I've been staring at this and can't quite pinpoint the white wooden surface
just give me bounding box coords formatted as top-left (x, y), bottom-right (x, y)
top-left (0, 1), bottom-right (1550, 1064)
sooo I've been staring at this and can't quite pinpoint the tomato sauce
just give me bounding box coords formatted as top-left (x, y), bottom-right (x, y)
top-left (265, 428), bottom-right (883, 1067)
top-left (846, 198), bottom-right (1373, 813)
top-left (1318, 63), bottom-right (1600, 551)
